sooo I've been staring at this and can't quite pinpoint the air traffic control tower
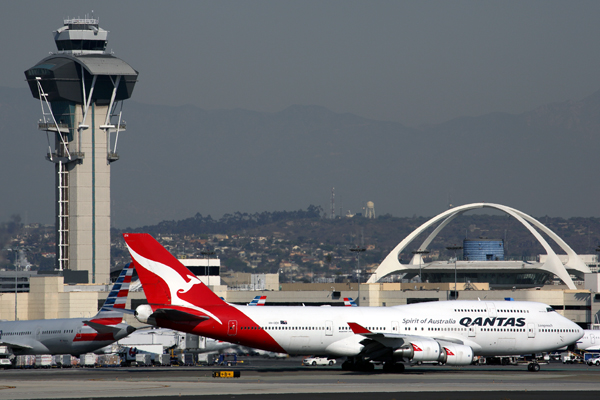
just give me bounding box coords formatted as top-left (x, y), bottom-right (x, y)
top-left (24, 19), bottom-right (138, 284)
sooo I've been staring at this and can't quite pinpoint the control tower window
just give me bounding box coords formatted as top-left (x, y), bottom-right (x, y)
top-left (56, 40), bottom-right (107, 52)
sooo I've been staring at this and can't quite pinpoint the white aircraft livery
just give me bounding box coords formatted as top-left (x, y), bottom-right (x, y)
top-left (0, 263), bottom-right (136, 356)
top-left (124, 233), bottom-right (584, 372)
top-left (576, 329), bottom-right (600, 351)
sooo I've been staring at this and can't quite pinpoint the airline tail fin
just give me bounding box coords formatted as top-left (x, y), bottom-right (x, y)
top-left (344, 297), bottom-right (358, 307)
top-left (248, 295), bottom-right (267, 306)
top-left (123, 233), bottom-right (225, 308)
top-left (91, 262), bottom-right (135, 324)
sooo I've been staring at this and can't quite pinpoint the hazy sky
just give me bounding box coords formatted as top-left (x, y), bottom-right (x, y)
top-left (3, 1), bottom-right (600, 126)
top-left (3, 1), bottom-right (600, 228)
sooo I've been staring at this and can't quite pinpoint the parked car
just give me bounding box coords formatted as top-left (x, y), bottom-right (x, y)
top-left (587, 356), bottom-right (600, 366)
top-left (303, 357), bottom-right (336, 366)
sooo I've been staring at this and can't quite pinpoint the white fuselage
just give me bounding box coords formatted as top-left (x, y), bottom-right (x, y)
top-left (576, 329), bottom-right (600, 351)
top-left (0, 318), bottom-right (131, 356)
top-left (229, 300), bottom-right (583, 357)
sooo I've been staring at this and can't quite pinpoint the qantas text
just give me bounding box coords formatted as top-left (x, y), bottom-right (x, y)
top-left (459, 317), bottom-right (526, 327)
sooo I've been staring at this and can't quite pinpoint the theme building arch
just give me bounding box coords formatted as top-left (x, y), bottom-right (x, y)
top-left (366, 203), bottom-right (590, 289)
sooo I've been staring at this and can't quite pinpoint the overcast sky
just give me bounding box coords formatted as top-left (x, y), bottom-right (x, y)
top-left (3, 1), bottom-right (600, 126)
top-left (3, 1), bottom-right (600, 227)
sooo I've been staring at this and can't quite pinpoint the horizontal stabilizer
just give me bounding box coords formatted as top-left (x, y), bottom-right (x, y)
top-left (101, 307), bottom-right (135, 315)
top-left (0, 341), bottom-right (33, 350)
top-left (83, 320), bottom-right (123, 334)
top-left (151, 308), bottom-right (211, 322)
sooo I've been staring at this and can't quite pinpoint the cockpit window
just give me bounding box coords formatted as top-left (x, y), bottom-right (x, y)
top-left (546, 307), bottom-right (555, 312)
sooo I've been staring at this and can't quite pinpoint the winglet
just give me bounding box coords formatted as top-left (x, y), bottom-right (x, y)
top-left (343, 297), bottom-right (358, 307)
top-left (248, 295), bottom-right (267, 306)
top-left (348, 322), bottom-right (372, 335)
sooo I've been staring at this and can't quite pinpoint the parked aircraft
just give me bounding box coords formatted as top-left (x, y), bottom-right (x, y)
top-left (124, 233), bottom-right (583, 372)
top-left (576, 329), bottom-right (600, 351)
top-left (0, 263), bottom-right (136, 356)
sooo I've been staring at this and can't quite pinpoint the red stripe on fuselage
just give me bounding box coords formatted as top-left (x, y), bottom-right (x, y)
top-left (89, 318), bottom-right (122, 325)
top-left (73, 333), bottom-right (114, 342)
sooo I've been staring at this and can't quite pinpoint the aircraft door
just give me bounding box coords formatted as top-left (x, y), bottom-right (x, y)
top-left (35, 327), bottom-right (41, 341)
top-left (228, 320), bottom-right (237, 337)
top-left (391, 321), bottom-right (399, 333)
top-left (325, 320), bottom-right (333, 336)
top-left (592, 334), bottom-right (596, 345)
top-left (486, 303), bottom-right (497, 318)
top-left (75, 326), bottom-right (82, 340)
top-left (468, 326), bottom-right (476, 337)
top-left (528, 323), bottom-right (535, 338)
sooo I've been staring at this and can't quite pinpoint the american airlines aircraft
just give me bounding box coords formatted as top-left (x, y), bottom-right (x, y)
top-left (0, 263), bottom-right (136, 356)
top-left (124, 233), bottom-right (584, 372)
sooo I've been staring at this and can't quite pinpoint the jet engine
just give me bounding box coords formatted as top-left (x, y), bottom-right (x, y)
top-left (393, 338), bottom-right (442, 362)
top-left (440, 344), bottom-right (473, 365)
top-left (393, 339), bottom-right (474, 365)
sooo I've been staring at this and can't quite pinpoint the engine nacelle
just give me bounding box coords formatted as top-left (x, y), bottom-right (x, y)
top-left (394, 339), bottom-right (443, 362)
top-left (134, 304), bottom-right (156, 325)
top-left (441, 344), bottom-right (474, 366)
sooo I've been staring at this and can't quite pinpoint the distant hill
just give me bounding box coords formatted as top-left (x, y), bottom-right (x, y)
top-left (2, 86), bottom-right (600, 228)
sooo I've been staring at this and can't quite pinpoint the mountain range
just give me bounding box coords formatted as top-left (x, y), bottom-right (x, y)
top-left (1, 86), bottom-right (599, 228)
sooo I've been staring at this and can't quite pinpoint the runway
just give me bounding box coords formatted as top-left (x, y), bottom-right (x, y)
top-left (1, 357), bottom-right (600, 399)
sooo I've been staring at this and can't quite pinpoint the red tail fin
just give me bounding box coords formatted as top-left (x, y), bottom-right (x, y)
top-left (123, 233), bottom-right (225, 308)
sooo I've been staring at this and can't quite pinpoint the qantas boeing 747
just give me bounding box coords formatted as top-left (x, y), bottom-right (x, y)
top-left (124, 233), bottom-right (583, 372)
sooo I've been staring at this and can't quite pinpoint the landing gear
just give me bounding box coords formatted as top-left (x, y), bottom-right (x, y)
top-left (341, 359), bottom-right (375, 372)
top-left (382, 362), bottom-right (405, 373)
top-left (527, 362), bottom-right (540, 372)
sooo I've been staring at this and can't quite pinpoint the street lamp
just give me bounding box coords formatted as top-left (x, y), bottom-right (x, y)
top-left (4, 247), bottom-right (22, 320)
top-left (412, 249), bottom-right (430, 283)
top-left (446, 245), bottom-right (463, 300)
top-left (200, 250), bottom-right (215, 285)
top-left (350, 246), bottom-right (366, 306)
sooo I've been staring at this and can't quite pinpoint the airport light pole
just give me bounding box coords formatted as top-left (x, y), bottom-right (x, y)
top-left (412, 249), bottom-right (430, 283)
top-left (446, 245), bottom-right (463, 300)
top-left (5, 248), bottom-right (19, 320)
top-left (350, 246), bottom-right (366, 306)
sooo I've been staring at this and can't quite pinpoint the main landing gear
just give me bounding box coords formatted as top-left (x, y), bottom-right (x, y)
top-left (382, 362), bottom-right (405, 373)
top-left (527, 362), bottom-right (540, 372)
top-left (527, 353), bottom-right (540, 372)
top-left (341, 359), bottom-right (375, 372)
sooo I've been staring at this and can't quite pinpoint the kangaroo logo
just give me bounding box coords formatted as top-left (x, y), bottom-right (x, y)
top-left (126, 245), bottom-right (223, 324)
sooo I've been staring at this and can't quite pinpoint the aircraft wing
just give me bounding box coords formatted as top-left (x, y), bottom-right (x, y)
top-left (150, 308), bottom-right (211, 323)
top-left (347, 322), bottom-right (466, 359)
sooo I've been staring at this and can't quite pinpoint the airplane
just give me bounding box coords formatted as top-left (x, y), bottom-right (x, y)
top-left (248, 295), bottom-right (267, 306)
top-left (0, 263), bottom-right (136, 356)
top-left (576, 329), bottom-right (600, 351)
top-left (123, 233), bottom-right (584, 372)
top-left (344, 298), bottom-right (357, 307)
